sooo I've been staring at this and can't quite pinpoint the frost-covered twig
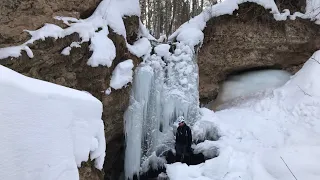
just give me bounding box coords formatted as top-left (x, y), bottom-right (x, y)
top-left (297, 85), bottom-right (312, 97)
top-left (280, 156), bottom-right (298, 180)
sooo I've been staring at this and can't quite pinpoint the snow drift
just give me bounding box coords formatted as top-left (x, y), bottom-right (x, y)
top-left (0, 66), bottom-right (105, 180)
top-left (167, 51), bottom-right (320, 180)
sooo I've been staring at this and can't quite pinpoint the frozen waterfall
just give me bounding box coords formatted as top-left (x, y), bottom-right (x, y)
top-left (124, 43), bottom-right (200, 179)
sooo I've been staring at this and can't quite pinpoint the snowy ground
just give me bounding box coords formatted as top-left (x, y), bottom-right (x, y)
top-left (0, 66), bottom-right (105, 180)
top-left (166, 51), bottom-right (320, 180)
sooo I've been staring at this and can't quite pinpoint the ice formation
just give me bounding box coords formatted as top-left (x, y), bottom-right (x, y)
top-left (0, 65), bottom-right (105, 180)
top-left (124, 42), bottom-right (200, 179)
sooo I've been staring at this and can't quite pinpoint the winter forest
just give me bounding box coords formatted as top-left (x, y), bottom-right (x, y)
top-left (1, 0), bottom-right (320, 180)
top-left (140, 0), bottom-right (218, 38)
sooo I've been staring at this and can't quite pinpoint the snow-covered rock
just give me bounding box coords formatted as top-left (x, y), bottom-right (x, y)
top-left (0, 65), bottom-right (105, 180)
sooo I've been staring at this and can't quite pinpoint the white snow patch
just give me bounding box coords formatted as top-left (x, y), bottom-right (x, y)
top-left (87, 28), bottom-right (116, 67)
top-left (154, 44), bottom-right (171, 57)
top-left (110, 59), bottom-right (134, 89)
top-left (127, 37), bottom-right (152, 58)
top-left (61, 47), bottom-right (72, 55)
top-left (0, 65), bottom-right (106, 180)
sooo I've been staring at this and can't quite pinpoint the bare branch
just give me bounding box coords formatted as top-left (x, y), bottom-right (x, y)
top-left (297, 85), bottom-right (312, 97)
top-left (311, 57), bottom-right (320, 64)
top-left (280, 156), bottom-right (298, 180)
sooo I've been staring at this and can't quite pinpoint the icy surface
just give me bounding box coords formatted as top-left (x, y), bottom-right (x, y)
top-left (210, 70), bottom-right (291, 109)
top-left (166, 51), bottom-right (320, 180)
top-left (0, 66), bottom-right (106, 180)
top-left (124, 42), bottom-right (200, 179)
top-left (110, 59), bottom-right (134, 89)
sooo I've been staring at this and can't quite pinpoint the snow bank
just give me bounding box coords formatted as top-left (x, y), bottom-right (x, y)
top-left (0, 66), bottom-right (105, 180)
top-left (110, 59), bottom-right (134, 89)
top-left (166, 51), bottom-right (320, 180)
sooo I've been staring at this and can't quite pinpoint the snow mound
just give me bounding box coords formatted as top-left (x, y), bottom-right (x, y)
top-left (110, 59), bottom-right (134, 90)
top-left (166, 51), bottom-right (320, 180)
top-left (0, 66), bottom-right (106, 180)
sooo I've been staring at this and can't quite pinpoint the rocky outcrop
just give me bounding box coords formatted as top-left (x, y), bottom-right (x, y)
top-left (0, 1), bottom-right (140, 179)
top-left (198, 2), bottom-right (320, 104)
top-left (0, 0), bottom-right (102, 47)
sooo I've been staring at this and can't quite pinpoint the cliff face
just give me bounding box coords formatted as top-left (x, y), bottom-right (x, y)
top-left (0, 1), bottom-right (140, 179)
top-left (198, 2), bottom-right (320, 104)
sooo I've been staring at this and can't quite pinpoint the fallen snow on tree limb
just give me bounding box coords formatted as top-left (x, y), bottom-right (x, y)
top-left (0, 65), bottom-right (106, 180)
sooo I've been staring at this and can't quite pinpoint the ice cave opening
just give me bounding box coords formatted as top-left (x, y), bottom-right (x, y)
top-left (206, 69), bottom-right (292, 111)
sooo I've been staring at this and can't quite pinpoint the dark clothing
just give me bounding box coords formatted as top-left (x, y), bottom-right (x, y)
top-left (175, 124), bottom-right (192, 163)
top-left (176, 124), bottom-right (192, 147)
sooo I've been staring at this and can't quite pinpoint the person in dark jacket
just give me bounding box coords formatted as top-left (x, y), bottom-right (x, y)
top-left (175, 116), bottom-right (192, 164)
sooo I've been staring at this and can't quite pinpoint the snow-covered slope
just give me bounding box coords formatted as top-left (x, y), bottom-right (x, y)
top-left (167, 51), bottom-right (320, 180)
top-left (0, 66), bottom-right (105, 180)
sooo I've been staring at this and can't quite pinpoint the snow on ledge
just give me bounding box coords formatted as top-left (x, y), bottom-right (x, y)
top-left (169, 0), bottom-right (319, 43)
top-left (0, 0), bottom-right (143, 68)
top-left (0, 65), bottom-right (106, 179)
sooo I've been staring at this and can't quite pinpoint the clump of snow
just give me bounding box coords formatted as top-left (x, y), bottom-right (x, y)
top-left (166, 51), bottom-right (320, 180)
top-left (0, 65), bottom-right (106, 180)
top-left (154, 44), bottom-right (171, 58)
top-left (105, 87), bottom-right (112, 95)
top-left (87, 28), bottom-right (116, 67)
top-left (61, 47), bottom-right (72, 55)
top-left (176, 28), bottom-right (204, 47)
top-left (127, 37), bottom-right (152, 58)
top-left (0, 45), bottom-right (34, 59)
top-left (24, 24), bottom-right (64, 44)
top-left (110, 59), bottom-right (134, 89)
